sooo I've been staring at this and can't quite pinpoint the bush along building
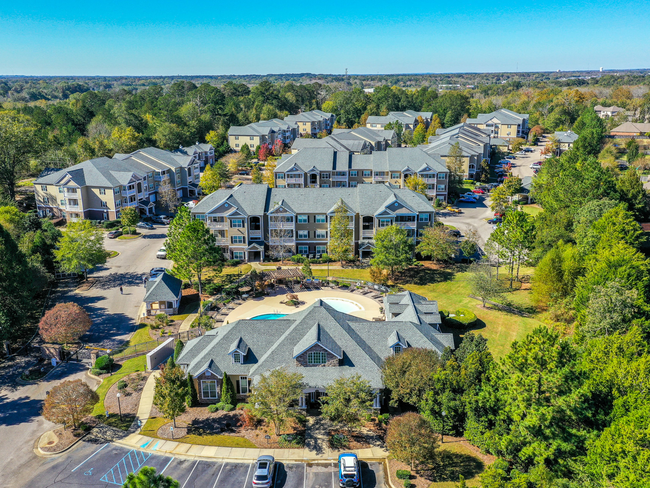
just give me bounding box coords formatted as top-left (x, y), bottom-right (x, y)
top-left (190, 183), bottom-right (436, 262)
top-left (34, 145), bottom-right (212, 221)
top-left (176, 293), bottom-right (454, 408)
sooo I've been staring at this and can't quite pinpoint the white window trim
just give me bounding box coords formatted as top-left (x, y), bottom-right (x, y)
top-left (201, 380), bottom-right (218, 399)
top-left (239, 376), bottom-right (249, 395)
top-left (307, 351), bottom-right (327, 365)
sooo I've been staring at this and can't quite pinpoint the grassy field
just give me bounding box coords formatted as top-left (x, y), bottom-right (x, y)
top-left (92, 355), bottom-right (147, 419)
top-left (141, 417), bottom-right (257, 447)
top-left (426, 441), bottom-right (492, 488)
top-left (203, 263), bottom-right (252, 280)
top-left (129, 323), bottom-right (152, 345)
top-left (314, 265), bottom-right (543, 359)
top-left (521, 205), bottom-right (542, 216)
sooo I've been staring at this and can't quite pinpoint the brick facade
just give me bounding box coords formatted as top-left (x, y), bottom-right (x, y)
top-left (194, 370), bottom-right (222, 404)
top-left (295, 344), bottom-right (340, 367)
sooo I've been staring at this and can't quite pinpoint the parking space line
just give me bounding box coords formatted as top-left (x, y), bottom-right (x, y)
top-left (242, 464), bottom-right (252, 488)
top-left (71, 443), bottom-right (108, 472)
top-left (303, 463), bottom-right (306, 488)
top-left (160, 457), bottom-right (175, 474)
top-left (212, 462), bottom-right (225, 488)
top-left (332, 461), bottom-right (336, 488)
top-left (181, 460), bottom-right (200, 488)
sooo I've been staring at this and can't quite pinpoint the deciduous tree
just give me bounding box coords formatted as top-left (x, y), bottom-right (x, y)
top-left (381, 348), bottom-right (443, 407)
top-left (39, 302), bottom-right (92, 344)
top-left (0, 111), bottom-right (40, 200)
top-left (468, 262), bottom-right (503, 307)
top-left (328, 202), bottom-right (354, 263)
top-left (251, 164), bottom-right (263, 184)
top-left (386, 413), bottom-right (439, 471)
top-left (446, 142), bottom-right (465, 197)
top-left (248, 368), bottom-right (305, 435)
top-left (416, 225), bottom-right (457, 263)
top-left (153, 363), bottom-right (188, 428)
top-left (54, 220), bottom-right (106, 280)
top-left (42, 379), bottom-right (98, 429)
top-left (583, 280), bottom-right (639, 337)
top-left (370, 225), bottom-right (414, 279)
top-left (120, 207), bottom-right (139, 231)
top-left (405, 174), bottom-right (427, 196)
top-left (262, 159), bottom-right (276, 187)
top-left (158, 177), bottom-right (180, 214)
top-left (321, 375), bottom-right (374, 432)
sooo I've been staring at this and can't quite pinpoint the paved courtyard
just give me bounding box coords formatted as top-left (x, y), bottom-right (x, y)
top-left (223, 290), bottom-right (384, 322)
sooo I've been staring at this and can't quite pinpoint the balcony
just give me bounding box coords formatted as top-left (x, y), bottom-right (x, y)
top-left (373, 175), bottom-right (388, 181)
top-left (249, 230), bottom-right (262, 239)
top-left (426, 189), bottom-right (437, 195)
top-left (214, 238), bottom-right (229, 245)
top-left (269, 237), bottom-right (295, 245)
top-left (285, 177), bottom-right (304, 184)
top-left (66, 204), bottom-right (80, 210)
top-left (396, 222), bottom-right (416, 229)
top-left (154, 175), bottom-right (163, 181)
top-left (269, 221), bottom-right (294, 229)
top-left (63, 191), bottom-right (78, 198)
top-left (423, 178), bottom-right (436, 183)
top-left (207, 221), bottom-right (228, 229)
top-left (331, 175), bottom-right (348, 181)
top-left (362, 229), bottom-right (374, 238)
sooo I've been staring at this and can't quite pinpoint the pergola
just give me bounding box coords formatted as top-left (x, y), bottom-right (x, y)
top-left (261, 268), bottom-right (304, 282)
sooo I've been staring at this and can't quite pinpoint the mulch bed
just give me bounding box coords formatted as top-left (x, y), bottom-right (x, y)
top-left (158, 421), bottom-right (189, 439)
top-left (329, 421), bottom-right (386, 450)
top-left (104, 371), bottom-right (150, 416)
top-left (148, 321), bottom-right (182, 340)
top-left (39, 423), bottom-right (96, 453)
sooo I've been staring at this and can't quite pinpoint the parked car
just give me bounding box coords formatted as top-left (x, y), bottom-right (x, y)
top-left (156, 247), bottom-right (167, 259)
top-left (136, 222), bottom-right (154, 230)
top-left (530, 163), bottom-right (542, 170)
top-left (472, 188), bottom-right (486, 194)
top-left (152, 215), bottom-right (171, 225)
top-left (499, 160), bottom-right (511, 165)
top-left (447, 229), bottom-right (461, 237)
top-left (107, 229), bottom-right (123, 239)
top-left (505, 155), bottom-right (516, 160)
top-left (446, 206), bottom-right (462, 213)
top-left (183, 200), bottom-right (199, 209)
top-left (338, 453), bottom-right (360, 488)
top-left (252, 455), bottom-right (275, 488)
top-left (494, 212), bottom-right (505, 217)
top-left (487, 217), bottom-right (502, 224)
top-left (150, 267), bottom-right (167, 277)
top-left (458, 197), bottom-right (478, 203)
top-left (516, 151), bottom-right (526, 155)
top-left (524, 147), bottom-right (534, 153)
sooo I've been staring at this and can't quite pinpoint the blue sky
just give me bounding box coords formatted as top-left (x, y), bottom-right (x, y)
top-left (0, 0), bottom-right (648, 76)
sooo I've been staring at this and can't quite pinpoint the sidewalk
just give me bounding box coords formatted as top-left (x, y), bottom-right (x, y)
top-left (178, 313), bottom-right (198, 333)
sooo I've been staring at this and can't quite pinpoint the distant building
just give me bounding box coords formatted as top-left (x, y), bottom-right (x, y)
top-left (554, 130), bottom-right (579, 153)
top-left (610, 122), bottom-right (650, 137)
top-left (594, 105), bottom-right (625, 119)
top-left (366, 111), bottom-right (432, 131)
top-left (423, 123), bottom-right (492, 179)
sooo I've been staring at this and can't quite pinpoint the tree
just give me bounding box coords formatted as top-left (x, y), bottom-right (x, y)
top-left (42, 379), bottom-right (98, 429)
top-left (220, 371), bottom-right (236, 406)
top-left (617, 168), bottom-right (648, 220)
top-left (468, 262), bottom-right (503, 307)
top-left (54, 219), bottom-right (106, 280)
top-left (251, 164), bottom-right (263, 184)
top-left (0, 111), bottom-right (39, 200)
top-left (626, 138), bottom-right (640, 163)
top-left (328, 202), bottom-right (354, 263)
top-left (321, 375), bottom-right (374, 432)
top-left (262, 159), bottom-right (276, 187)
top-left (576, 205), bottom-right (643, 256)
top-left (412, 123), bottom-right (427, 146)
top-left (39, 302), bottom-right (92, 344)
top-left (460, 228), bottom-right (480, 259)
top-left (511, 138), bottom-right (526, 153)
top-left (532, 241), bottom-right (582, 307)
top-left (109, 126), bottom-right (141, 154)
top-left (386, 413), bottom-right (439, 471)
top-left (123, 467), bottom-right (179, 488)
top-left (416, 225), bottom-right (457, 263)
top-left (120, 207), bottom-right (139, 232)
top-left (153, 363), bottom-right (188, 428)
top-left (186, 373), bottom-right (198, 407)
top-left (258, 143), bottom-right (270, 162)
top-left (248, 368), bottom-right (304, 436)
top-left (268, 228), bottom-right (295, 263)
top-left (199, 163), bottom-right (225, 195)
top-left (173, 340), bottom-right (184, 362)
top-left (405, 174), bottom-right (427, 196)
top-left (479, 158), bottom-right (490, 182)
top-left (301, 259), bottom-right (313, 278)
top-left (239, 142), bottom-right (252, 161)
top-left (371, 225), bottom-right (414, 280)
top-left (158, 177), bottom-right (180, 214)
top-left (582, 281), bottom-right (639, 338)
top-left (381, 348), bottom-right (443, 407)
top-left (488, 210), bottom-right (534, 287)
top-left (446, 142), bottom-right (465, 197)
top-left (166, 219), bottom-right (223, 295)
top-left (489, 186), bottom-right (511, 214)
top-left (425, 115), bottom-right (442, 139)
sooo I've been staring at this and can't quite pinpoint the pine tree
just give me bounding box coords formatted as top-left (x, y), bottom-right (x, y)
top-left (221, 372), bottom-right (236, 405)
top-left (186, 373), bottom-right (198, 407)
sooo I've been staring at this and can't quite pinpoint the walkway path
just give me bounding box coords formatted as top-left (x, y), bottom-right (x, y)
top-left (178, 313), bottom-right (198, 333)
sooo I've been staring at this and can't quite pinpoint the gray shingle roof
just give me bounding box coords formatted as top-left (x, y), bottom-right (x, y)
top-left (292, 320), bottom-right (343, 358)
top-left (384, 291), bottom-right (441, 328)
top-left (466, 108), bottom-right (529, 126)
top-left (177, 298), bottom-right (454, 389)
top-left (554, 131), bottom-right (579, 144)
top-left (143, 272), bottom-right (183, 303)
top-left (35, 157), bottom-right (141, 187)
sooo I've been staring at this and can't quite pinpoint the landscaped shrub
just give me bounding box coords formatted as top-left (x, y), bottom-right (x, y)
top-left (278, 433), bottom-right (305, 448)
top-left (186, 373), bottom-right (198, 407)
top-left (174, 340), bottom-right (184, 362)
top-left (396, 470), bottom-right (411, 480)
top-left (444, 308), bottom-right (478, 329)
top-left (207, 404), bottom-right (220, 413)
top-left (90, 368), bottom-right (104, 376)
top-left (155, 313), bottom-right (170, 328)
top-left (242, 408), bottom-right (261, 428)
top-left (321, 253), bottom-right (331, 262)
top-left (377, 413), bottom-right (390, 425)
top-left (295, 413), bottom-right (307, 426)
top-left (339, 283), bottom-right (349, 289)
top-left (225, 259), bottom-right (241, 267)
top-left (94, 355), bottom-right (113, 372)
top-left (365, 413), bottom-right (373, 422)
top-left (403, 481), bottom-right (413, 488)
top-left (117, 380), bottom-right (127, 390)
top-left (329, 433), bottom-right (349, 449)
top-left (203, 282), bottom-right (222, 296)
top-left (102, 220), bottom-right (121, 229)
top-left (222, 404), bottom-right (235, 412)
top-left (291, 254), bottom-right (306, 263)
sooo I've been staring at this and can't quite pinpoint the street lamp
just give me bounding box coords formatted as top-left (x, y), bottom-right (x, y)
top-left (441, 410), bottom-right (446, 443)
top-left (116, 393), bottom-right (122, 421)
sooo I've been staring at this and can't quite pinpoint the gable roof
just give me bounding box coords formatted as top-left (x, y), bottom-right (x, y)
top-left (466, 109), bottom-right (529, 126)
top-left (143, 272), bottom-right (183, 303)
top-left (292, 320), bottom-right (343, 359)
top-left (611, 122), bottom-right (650, 134)
top-left (554, 130), bottom-right (579, 144)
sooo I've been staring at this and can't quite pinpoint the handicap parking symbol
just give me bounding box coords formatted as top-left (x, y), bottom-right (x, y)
top-left (84, 468), bottom-right (94, 476)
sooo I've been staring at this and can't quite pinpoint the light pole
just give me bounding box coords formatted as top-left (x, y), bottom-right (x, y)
top-left (116, 393), bottom-right (122, 421)
top-left (441, 410), bottom-right (446, 443)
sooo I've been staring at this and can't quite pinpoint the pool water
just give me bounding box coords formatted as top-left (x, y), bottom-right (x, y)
top-left (320, 298), bottom-right (363, 313)
top-left (250, 313), bottom-right (288, 320)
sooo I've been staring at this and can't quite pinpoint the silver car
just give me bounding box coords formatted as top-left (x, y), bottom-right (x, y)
top-left (252, 455), bottom-right (275, 487)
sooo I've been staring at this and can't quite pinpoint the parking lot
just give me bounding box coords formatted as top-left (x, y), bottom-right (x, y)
top-left (22, 442), bottom-right (386, 488)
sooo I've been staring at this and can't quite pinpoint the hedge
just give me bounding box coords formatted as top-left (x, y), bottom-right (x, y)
top-left (396, 470), bottom-right (411, 480)
top-left (94, 355), bottom-right (114, 372)
top-left (444, 308), bottom-right (478, 329)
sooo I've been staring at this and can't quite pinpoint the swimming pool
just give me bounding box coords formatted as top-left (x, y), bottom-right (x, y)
top-left (250, 313), bottom-right (288, 320)
top-left (319, 297), bottom-right (364, 314)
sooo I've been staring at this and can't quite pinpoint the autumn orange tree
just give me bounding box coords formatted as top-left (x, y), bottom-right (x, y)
top-left (386, 412), bottom-right (440, 471)
top-left (39, 302), bottom-right (92, 344)
top-left (42, 379), bottom-right (98, 429)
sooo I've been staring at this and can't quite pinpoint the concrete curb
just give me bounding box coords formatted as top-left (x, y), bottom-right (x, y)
top-left (34, 430), bottom-right (90, 458)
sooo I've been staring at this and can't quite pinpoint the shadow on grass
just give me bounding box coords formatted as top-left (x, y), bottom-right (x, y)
top-left (398, 266), bottom-right (456, 287)
top-left (442, 319), bottom-right (487, 348)
top-left (421, 450), bottom-right (485, 482)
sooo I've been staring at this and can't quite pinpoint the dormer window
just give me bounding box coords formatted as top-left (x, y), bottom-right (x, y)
top-left (308, 351), bottom-right (327, 365)
top-left (233, 352), bottom-right (242, 364)
top-left (393, 345), bottom-right (402, 355)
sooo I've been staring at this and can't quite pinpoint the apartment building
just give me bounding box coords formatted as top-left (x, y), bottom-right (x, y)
top-left (366, 111), bottom-right (432, 131)
top-left (423, 123), bottom-right (492, 179)
top-left (594, 105), bottom-right (626, 119)
top-left (191, 184), bottom-right (436, 261)
top-left (173, 143), bottom-right (215, 170)
top-left (34, 146), bottom-right (207, 220)
top-left (227, 119), bottom-right (296, 152)
top-left (554, 130), bottom-right (579, 154)
top-left (330, 127), bottom-right (397, 151)
top-left (284, 110), bottom-right (336, 137)
top-left (273, 147), bottom-right (449, 201)
top-left (466, 108), bottom-right (529, 140)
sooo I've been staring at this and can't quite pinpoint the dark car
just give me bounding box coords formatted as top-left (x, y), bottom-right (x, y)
top-left (107, 229), bottom-right (123, 239)
top-left (136, 222), bottom-right (154, 230)
top-left (447, 229), bottom-right (461, 237)
top-left (487, 217), bottom-right (502, 224)
top-left (152, 215), bottom-right (171, 225)
top-left (338, 453), bottom-right (360, 487)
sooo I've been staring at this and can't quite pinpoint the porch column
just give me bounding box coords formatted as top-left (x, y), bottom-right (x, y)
top-left (299, 392), bottom-right (307, 409)
top-left (373, 390), bottom-right (381, 409)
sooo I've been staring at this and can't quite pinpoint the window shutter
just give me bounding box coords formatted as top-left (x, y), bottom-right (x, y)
top-left (236, 379), bottom-right (240, 394)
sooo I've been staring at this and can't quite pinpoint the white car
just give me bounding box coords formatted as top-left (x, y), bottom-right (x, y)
top-left (516, 150), bottom-right (526, 155)
top-left (156, 247), bottom-right (167, 259)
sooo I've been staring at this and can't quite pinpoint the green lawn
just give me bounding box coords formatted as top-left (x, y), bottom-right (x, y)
top-left (141, 417), bottom-right (256, 447)
top-left (314, 265), bottom-right (543, 359)
top-left (92, 355), bottom-right (147, 418)
top-left (117, 233), bottom-right (141, 240)
top-left (425, 441), bottom-right (491, 488)
top-left (129, 323), bottom-right (152, 345)
top-left (521, 205), bottom-right (542, 216)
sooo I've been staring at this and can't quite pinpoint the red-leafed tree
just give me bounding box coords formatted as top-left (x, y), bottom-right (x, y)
top-left (42, 379), bottom-right (98, 429)
top-left (39, 302), bottom-right (92, 344)
top-left (258, 143), bottom-right (270, 162)
top-left (272, 140), bottom-right (284, 157)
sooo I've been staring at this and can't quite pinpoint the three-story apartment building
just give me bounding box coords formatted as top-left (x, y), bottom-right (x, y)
top-left (366, 111), bottom-right (432, 131)
top-left (34, 146), bottom-right (208, 220)
top-left (465, 109), bottom-right (529, 140)
top-left (423, 123), bottom-right (492, 179)
top-left (191, 184), bottom-right (435, 261)
top-left (284, 110), bottom-right (336, 137)
top-left (173, 143), bottom-right (215, 170)
top-left (273, 147), bottom-right (449, 201)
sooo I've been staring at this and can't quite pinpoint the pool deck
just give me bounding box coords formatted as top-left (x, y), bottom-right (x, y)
top-left (222, 290), bottom-right (383, 323)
